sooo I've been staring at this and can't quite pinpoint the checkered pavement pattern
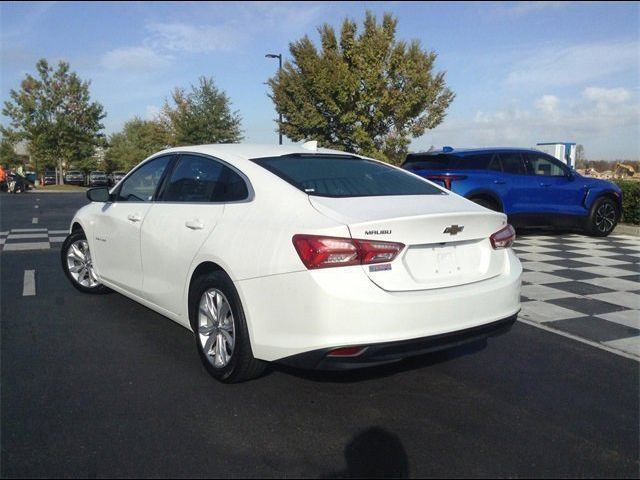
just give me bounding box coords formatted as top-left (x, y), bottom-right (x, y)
top-left (0, 228), bottom-right (68, 251)
top-left (515, 233), bottom-right (639, 358)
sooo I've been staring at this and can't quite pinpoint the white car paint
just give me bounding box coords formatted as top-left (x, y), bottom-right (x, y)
top-left (69, 144), bottom-right (521, 365)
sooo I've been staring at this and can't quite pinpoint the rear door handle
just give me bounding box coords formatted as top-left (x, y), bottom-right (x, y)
top-left (539, 183), bottom-right (551, 187)
top-left (185, 219), bottom-right (204, 230)
top-left (493, 180), bottom-right (506, 185)
top-left (127, 213), bottom-right (142, 222)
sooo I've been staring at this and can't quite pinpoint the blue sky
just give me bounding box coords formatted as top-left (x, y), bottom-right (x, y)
top-left (1, 1), bottom-right (638, 160)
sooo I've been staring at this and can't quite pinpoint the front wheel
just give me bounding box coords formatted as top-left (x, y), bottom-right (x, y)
top-left (587, 197), bottom-right (619, 237)
top-left (61, 230), bottom-right (110, 294)
top-left (190, 271), bottom-right (267, 383)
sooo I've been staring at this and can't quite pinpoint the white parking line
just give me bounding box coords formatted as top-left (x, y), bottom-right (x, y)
top-left (32, 217), bottom-right (38, 224)
top-left (49, 230), bottom-right (69, 235)
top-left (518, 318), bottom-right (640, 362)
top-left (11, 228), bottom-right (47, 233)
top-left (3, 242), bottom-right (50, 251)
top-left (23, 270), bottom-right (35, 296)
top-left (34, 205), bottom-right (39, 209)
top-left (8, 233), bottom-right (48, 239)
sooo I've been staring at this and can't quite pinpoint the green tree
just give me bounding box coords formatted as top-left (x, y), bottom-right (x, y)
top-left (0, 137), bottom-right (22, 169)
top-left (160, 77), bottom-right (243, 146)
top-left (1, 59), bottom-right (106, 183)
top-left (268, 12), bottom-right (455, 164)
top-left (104, 118), bottom-right (171, 172)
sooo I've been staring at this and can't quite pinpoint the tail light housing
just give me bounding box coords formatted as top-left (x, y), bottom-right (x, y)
top-left (292, 235), bottom-right (404, 270)
top-left (425, 174), bottom-right (467, 190)
top-left (490, 224), bottom-right (516, 249)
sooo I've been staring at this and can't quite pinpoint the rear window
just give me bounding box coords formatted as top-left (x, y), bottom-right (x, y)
top-left (252, 155), bottom-right (443, 198)
top-left (403, 153), bottom-right (494, 171)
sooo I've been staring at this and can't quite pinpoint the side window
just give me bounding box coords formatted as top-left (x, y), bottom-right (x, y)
top-left (487, 155), bottom-right (502, 172)
top-left (217, 167), bottom-right (249, 202)
top-left (117, 156), bottom-right (171, 202)
top-left (456, 153), bottom-right (494, 170)
top-left (162, 155), bottom-right (225, 202)
top-left (499, 153), bottom-right (526, 175)
top-left (526, 153), bottom-right (566, 176)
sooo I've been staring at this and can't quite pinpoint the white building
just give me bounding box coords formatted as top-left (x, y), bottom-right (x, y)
top-left (536, 142), bottom-right (577, 167)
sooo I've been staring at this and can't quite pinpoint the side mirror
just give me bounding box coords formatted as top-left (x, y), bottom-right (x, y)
top-left (87, 187), bottom-right (111, 202)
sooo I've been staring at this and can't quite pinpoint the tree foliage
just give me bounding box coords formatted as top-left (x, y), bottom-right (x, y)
top-left (0, 137), bottom-right (22, 169)
top-left (160, 76), bottom-right (243, 146)
top-left (268, 12), bottom-right (455, 164)
top-left (104, 118), bottom-right (171, 172)
top-left (1, 59), bottom-right (105, 180)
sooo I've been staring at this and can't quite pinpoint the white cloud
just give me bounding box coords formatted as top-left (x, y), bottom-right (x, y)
top-left (419, 88), bottom-right (640, 159)
top-left (100, 46), bottom-right (171, 72)
top-left (146, 22), bottom-right (244, 53)
top-left (145, 105), bottom-right (161, 120)
top-left (505, 40), bottom-right (639, 88)
top-left (535, 95), bottom-right (559, 114)
top-left (583, 86), bottom-right (631, 104)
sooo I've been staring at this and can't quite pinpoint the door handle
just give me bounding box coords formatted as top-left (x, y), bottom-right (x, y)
top-left (493, 180), bottom-right (506, 185)
top-left (127, 213), bottom-right (142, 222)
top-left (185, 219), bottom-right (204, 230)
top-left (539, 183), bottom-right (551, 187)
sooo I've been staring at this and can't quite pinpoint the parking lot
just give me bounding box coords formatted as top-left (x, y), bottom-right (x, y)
top-left (1, 192), bottom-right (638, 477)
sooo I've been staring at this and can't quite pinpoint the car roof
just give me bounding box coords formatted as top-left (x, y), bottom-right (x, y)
top-left (407, 147), bottom-right (544, 157)
top-left (154, 144), bottom-right (354, 166)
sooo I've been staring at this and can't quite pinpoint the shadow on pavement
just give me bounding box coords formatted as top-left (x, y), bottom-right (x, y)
top-left (324, 426), bottom-right (409, 478)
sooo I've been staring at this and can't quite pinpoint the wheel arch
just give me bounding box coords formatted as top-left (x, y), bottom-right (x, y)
top-left (465, 189), bottom-right (504, 212)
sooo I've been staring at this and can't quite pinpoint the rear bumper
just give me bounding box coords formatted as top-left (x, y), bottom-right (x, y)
top-left (277, 313), bottom-right (517, 370)
top-left (237, 249), bottom-right (522, 363)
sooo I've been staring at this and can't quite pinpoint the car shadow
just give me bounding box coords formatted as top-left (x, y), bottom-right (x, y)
top-left (270, 339), bottom-right (487, 384)
top-left (323, 426), bottom-right (409, 478)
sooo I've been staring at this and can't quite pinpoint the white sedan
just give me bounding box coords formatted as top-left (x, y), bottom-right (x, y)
top-left (62, 143), bottom-right (522, 382)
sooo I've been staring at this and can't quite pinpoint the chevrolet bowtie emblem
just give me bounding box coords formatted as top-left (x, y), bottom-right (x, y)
top-left (443, 225), bottom-right (464, 235)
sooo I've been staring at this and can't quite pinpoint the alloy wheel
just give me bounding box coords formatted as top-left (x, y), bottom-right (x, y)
top-left (198, 289), bottom-right (236, 368)
top-left (66, 239), bottom-right (99, 288)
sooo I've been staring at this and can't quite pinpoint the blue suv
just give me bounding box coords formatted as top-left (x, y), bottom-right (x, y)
top-left (402, 147), bottom-right (622, 236)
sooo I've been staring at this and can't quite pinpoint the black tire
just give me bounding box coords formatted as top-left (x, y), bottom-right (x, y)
top-left (587, 197), bottom-right (619, 237)
top-left (189, 271), bottom-right (267, 383)
top-left (61, 230), bottom-right (110, 294)
top-left (470, 197), bottom-right (500, 212)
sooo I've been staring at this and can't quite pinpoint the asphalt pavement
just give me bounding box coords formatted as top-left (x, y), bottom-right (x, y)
top-left (1, 191), bottom-right (638, 478)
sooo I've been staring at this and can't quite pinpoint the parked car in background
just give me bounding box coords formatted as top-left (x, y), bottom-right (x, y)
top-left (402, 147), bottom-right (623, 236)
top-left (62, 144), bottom-right (521, 383)
top-left (43, 170), bottom-right (57, 185)
top-left (64, 170), bottom-right (85, 186)
top-left (6, 173), bottom-right (32, 193)
top-left (108, 170), bottom-right (127, 187)
top-left (88, 171), bottom-right (108, 187)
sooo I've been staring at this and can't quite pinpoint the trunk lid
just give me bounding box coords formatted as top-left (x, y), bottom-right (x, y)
top-left (309, 194), bottom-right (509, 292)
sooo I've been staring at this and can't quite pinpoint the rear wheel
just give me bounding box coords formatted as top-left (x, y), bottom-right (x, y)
top-left (587, 197), bottom-right (619, 237)
top-left (470, 197), bottom-right (500, 212)
top-left (190, 271), bottom-right (266, 383)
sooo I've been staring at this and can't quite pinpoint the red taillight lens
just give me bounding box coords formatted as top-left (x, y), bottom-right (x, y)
top-left (292, 235), bottom-right (404, 269)
top-left (425, 174), bottom-right (467, 190)
top-left (327, 346), bottom-right (368, 357)
top-left (490, 224), bottom-right (516, 249)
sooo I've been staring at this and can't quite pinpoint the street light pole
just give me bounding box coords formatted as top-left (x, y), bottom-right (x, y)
top-left (265, 53), bottom-right (283, 145)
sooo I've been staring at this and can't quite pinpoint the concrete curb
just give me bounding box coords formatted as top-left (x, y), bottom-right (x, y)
top-left (614, 223), bottom-right (640, 237)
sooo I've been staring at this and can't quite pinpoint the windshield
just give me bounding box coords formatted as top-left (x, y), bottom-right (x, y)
top-left (252, 155), bottom-right (444, 198)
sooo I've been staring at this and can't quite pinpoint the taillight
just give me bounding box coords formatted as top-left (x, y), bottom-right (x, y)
top-left (292, 235), bottom-right (404, 269)
top-left (426, 174), bottom-right (467, 190)
top-left (490, 224), bottom-right (516, 249)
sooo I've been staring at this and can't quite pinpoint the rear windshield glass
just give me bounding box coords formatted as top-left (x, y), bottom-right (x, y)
top-left (252, 155), bottom-right (444, 198)
top-left (403, 153), bottom-right (494, 171)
